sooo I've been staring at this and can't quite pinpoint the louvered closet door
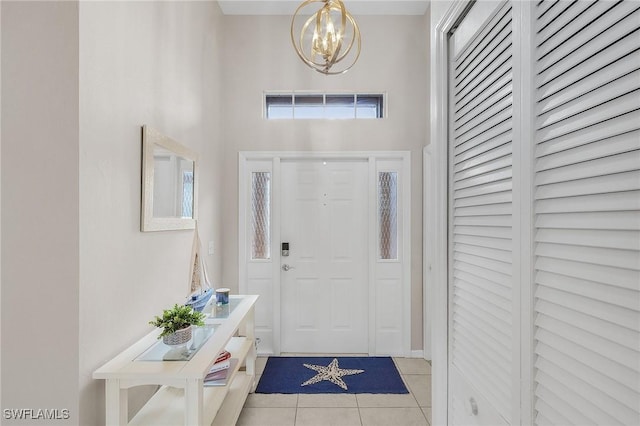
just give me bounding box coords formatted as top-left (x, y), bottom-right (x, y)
top-left (448, 2), bottom-right (515, 425)
top-left (533, 1), bottom-right (640, 425)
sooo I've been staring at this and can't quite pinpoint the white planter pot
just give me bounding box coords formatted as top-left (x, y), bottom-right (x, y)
top-left (162, 325), bottom-right (192, 346)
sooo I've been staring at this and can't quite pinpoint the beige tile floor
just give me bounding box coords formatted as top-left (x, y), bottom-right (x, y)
top-left (237, 357), bottom-right (432, 426)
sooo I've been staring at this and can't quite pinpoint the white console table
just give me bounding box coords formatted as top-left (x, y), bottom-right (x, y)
top-left (93, 295), bottom-right (258, 426)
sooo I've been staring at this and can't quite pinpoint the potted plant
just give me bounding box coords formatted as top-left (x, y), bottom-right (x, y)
top-left (149, 304), bottom-right (206, 346)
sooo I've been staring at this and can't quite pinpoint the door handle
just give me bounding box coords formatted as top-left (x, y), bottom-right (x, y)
top-left (282, 264), bottom-right (295, 272)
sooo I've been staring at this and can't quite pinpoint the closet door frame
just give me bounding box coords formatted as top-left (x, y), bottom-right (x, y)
top-left (430, 2), bottom-right (534, 424)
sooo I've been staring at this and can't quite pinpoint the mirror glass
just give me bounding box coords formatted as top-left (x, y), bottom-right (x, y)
top-left (142, 125), bottom-right (198, 231)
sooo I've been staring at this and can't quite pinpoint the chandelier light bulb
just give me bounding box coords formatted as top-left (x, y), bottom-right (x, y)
top-left (291, 0), bottom-right (361, 75)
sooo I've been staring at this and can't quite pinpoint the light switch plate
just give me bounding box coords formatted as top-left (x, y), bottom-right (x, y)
top-left (208, 241), bottom-right (215, 255)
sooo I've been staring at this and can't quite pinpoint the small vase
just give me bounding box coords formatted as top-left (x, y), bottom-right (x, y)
top-left (163, 325), bottom-right (192, 346)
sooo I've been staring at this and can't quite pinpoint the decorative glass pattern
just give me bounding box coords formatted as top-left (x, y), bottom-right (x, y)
top-left (251, 172), bottom-right (271, 259)
top-left (378, 172), bottom-right (398, 260)
top-left (182, 171), bottom-right (194, 218)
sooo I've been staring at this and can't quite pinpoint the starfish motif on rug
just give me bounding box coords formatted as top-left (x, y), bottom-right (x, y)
top-left (301, 358), bottom-right (365, 390)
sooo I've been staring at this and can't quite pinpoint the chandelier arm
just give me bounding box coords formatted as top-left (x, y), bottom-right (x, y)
top-left (332, 12), bottom-right (358, 64)
top-left (291, 0), bottom-right (360, 75)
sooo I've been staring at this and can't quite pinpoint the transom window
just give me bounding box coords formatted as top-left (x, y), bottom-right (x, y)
top-left (265, 93), bottom-right (384, 119)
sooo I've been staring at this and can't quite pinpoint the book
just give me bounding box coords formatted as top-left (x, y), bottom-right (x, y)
top-left (204, 359), bottom-right (238, 387)
top-left (214, 350), bottom-right (231, 364)
top-left (207, 359), bottom-right (230, 375)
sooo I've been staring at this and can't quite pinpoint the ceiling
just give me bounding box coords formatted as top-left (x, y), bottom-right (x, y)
top-left (217, 0), bottom-right (431, 16)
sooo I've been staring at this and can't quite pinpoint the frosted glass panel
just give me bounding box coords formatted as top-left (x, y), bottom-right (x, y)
top-left (378, 172), bottom-right (398, 260)
top-left (251, 172), bottom-right (271, 259)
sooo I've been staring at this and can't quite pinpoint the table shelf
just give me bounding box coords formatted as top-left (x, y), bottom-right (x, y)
top-left (93, 295), bottom-right (258, 426)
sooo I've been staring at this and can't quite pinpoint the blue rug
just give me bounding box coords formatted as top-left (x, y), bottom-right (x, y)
top-left (255, 357), bottom-right (409, 394)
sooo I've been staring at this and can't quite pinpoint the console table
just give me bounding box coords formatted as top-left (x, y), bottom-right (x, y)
top-left (93, 295), bottom-right (258, 425)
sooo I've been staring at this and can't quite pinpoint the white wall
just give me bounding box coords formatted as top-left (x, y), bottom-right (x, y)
top-left (220, 14), bottom-right (429, 349)
top-left (1, 1), bottom-right (80, 423)
top-left (77, 2), bottom-right (224, 423)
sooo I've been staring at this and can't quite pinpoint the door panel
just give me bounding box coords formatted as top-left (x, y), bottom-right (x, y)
top-left (281, 160), bottom-right (368, 353)
top-left (449, 1), bottom-right (515, 425)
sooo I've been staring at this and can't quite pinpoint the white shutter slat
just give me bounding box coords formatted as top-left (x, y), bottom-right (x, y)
top-left (535, 383), bottom-right (595, 426)
top-left (534, 401), bottom-right (572, 426)
top-left (536, 90), bottom-right (639, 142)
top-left (535, 228), bottom-right (640, 251)
top-left (453, 190), bottom-right (512, 208)
top-left (454, 296), bottom-right (511, 343)
top-left (535, 328), bottom-right (640, 391)
top-left (536, 269), bottom-right (639, 311)
top-left (455, 261), bottom-right (512, 290)
top-left (455, 124), bottom-right (511, 159)
top-left (537, 7), bottom-right (640, 86)
top-left (454, 154), bottom-right (512, 182)
top-left (455, 31), bottom-right (512, 100)
top-left (537, 56), bottom-right (640, 115)
top-left (537, 1), bottom-right (593, 44)
top-left (536, 130), bottom-right (640, 171)
top-left (537, 28), bottom-right (640, 97)
top-left (535, 242), bottom-right (640, 271)
top-left (455, 179), bottom-right (512, 199)
top-left (454, 318), bottom-right (511, 365)
top-left (537, 1), bottom-right (639, 68)
top-left (455, 77), bottom-right (512, 129)
top-left (536, 109), bottom-right (640, 155)
top-left (535, 368), bottom-right (620, 426)
top-left (454, 225), bottom-right (511, 239)
top-left (535, 292), bottom-right (640, 347)
top-left (454, 233), bottom-right (512, 251)
top-left (454, 251), bottom-right (511, 275)
top-left (455, 268), bottom-right (511, 299)
top-left (536, 211), bottom-right (640, 231)
top-left (453, 167), bottom-right (512, 191)
top-left (454, 214), bottom-right (513, 228)
top-left (452, 347), bottom-right (511, 415)
top-left (537, 0), bottom-right (561, 23)
top-left (537, 71), bottom-right (640, 130)
top-left (455, 57), bottom-right (512, 115)
top-left (455, 285), bottom-right (511, 324)
top-left (454, 2), bottom-right (511, 69)
top-left (454, 202), bottom-right (512, 217)
top-left (455, 108), bottom-right (513, 147)
top-left (455, 7), bottom-right (512, 83)
top-left (535, 314), bottom-right (638, 371)
top-left (535, 150), bottom-right (640, 182)
top-left (455, 94), bottom-right (513, 139)
top-left (454, 130), bottom-right (512, 165)
top-left (535, 170), bottom-right (640, 199)
top-left (536, 256), bottom-right (640, 291)
top-left (536, 342), bottom-right (638, 412)
top-left (535, 191), bottom-right (640, 213)
top-left (455, 242), bottom-right (512, 264)
top-left (455, 278), bottom-right (511, 313)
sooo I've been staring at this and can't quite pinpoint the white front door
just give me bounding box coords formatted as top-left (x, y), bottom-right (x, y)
top-left (280, 159), bottom-right (369, 353)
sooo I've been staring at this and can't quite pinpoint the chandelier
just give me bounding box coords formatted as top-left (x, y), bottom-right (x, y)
top-left (291, 0), bottom-right (361, 75)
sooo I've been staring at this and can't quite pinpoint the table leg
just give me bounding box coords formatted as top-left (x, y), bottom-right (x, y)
top-left (105, 379), bottom-right (127, 426)
top-left (184, 379), bottom-right (203, 425)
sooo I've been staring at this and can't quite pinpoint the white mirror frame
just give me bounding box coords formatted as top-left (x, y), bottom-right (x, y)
top-left (141, 125), bottom-right (199, 232)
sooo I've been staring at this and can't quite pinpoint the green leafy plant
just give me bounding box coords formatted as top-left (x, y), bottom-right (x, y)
top-left (149, 304), bottom-right (206, 339)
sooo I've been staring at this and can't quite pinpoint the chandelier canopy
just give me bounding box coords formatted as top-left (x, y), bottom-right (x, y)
top-left (291, 0), bottom-right (361, 75)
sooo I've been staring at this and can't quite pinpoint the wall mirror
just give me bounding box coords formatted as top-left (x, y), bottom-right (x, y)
top-left (141, 125), bottom-right (198, 232)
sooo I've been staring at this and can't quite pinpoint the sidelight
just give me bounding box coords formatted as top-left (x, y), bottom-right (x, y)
top-left (251, 172), bottom-right (271, 260)
top-left (378, 171), bottom-right (398, 260)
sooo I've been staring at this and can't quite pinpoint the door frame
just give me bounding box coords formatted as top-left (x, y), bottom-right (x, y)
top-left (239, 151), bottom-right (411, 357)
